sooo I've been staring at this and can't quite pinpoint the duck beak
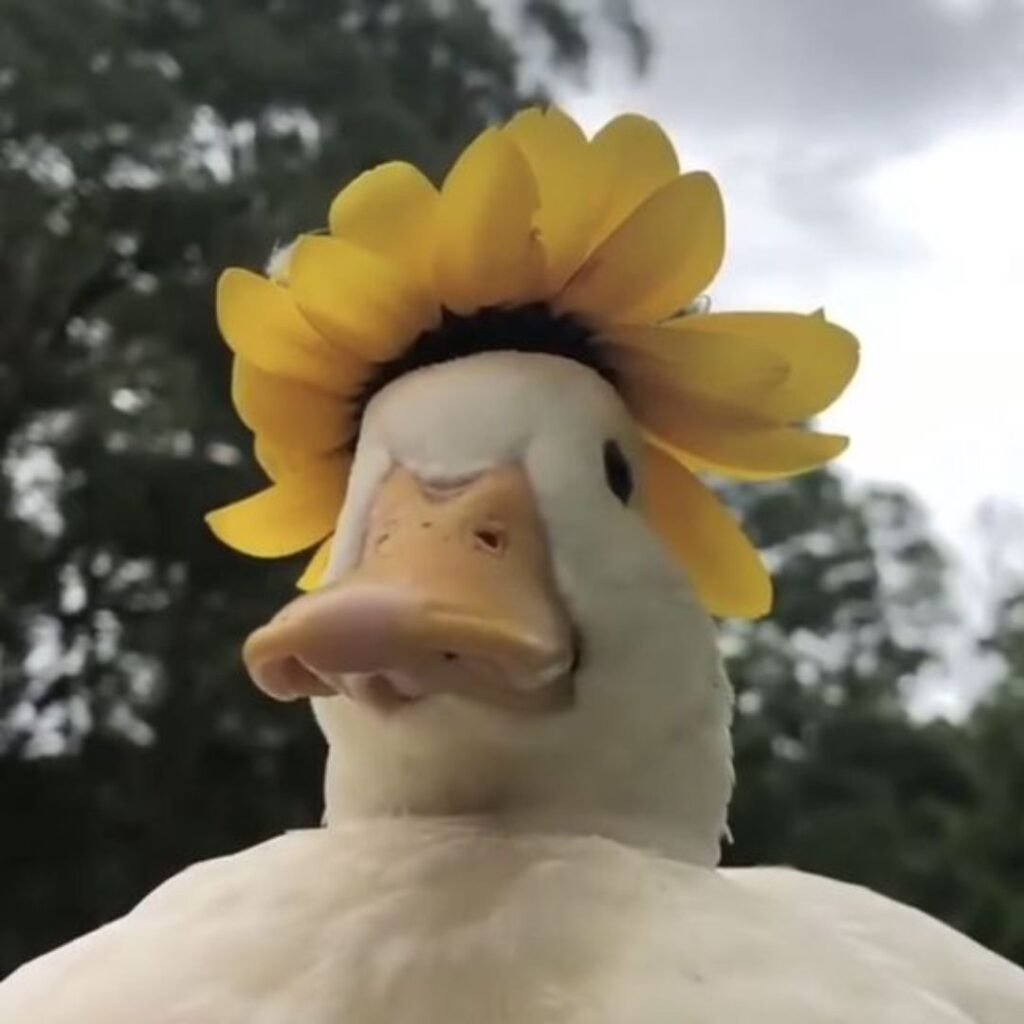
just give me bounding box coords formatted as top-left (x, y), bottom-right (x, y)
top-left (242, 464), bottom-right (576, 714)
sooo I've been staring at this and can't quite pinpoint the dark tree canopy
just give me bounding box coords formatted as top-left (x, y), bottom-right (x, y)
top-left (1, 0), bottom-right (1022, 978)
top-left (0, 0), bottom-right (615, 969)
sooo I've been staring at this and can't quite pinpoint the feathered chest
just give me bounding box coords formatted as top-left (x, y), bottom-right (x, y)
top-left (0, 821), bottom-right (972, 1024)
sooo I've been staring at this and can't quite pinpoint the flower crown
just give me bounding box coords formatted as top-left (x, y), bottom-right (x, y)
top-left (207, 107), bottom-right (858, 618)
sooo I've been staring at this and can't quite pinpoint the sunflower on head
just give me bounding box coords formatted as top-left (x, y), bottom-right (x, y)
top-left (208, 106), bottom-right (858, 619)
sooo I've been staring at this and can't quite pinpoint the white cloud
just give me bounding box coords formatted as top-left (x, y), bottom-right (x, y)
top-left (555, 0), bottom-right (1024, 710)
top-left (835, 106), bottom-right (1024, 536)
top-left (560, 1), bottom-right (1024, 550)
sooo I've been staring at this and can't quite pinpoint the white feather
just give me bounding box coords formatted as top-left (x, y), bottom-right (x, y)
top-left (2, 823), bottom-right (1019, 1023)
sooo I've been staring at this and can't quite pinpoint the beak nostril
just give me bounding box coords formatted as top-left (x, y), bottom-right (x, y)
top-left (473, 526), bottom-right (506, 554)
top-left (442, 651), bottom-right (459, 662)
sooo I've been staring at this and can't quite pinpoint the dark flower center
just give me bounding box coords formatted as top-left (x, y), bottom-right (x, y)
top-left (350, 302), bottom-right (618, 436)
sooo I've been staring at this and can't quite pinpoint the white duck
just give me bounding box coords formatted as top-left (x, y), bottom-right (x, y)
top-left (2, 350), bottom-right (1023, 1024)
top-left (3, 106), bottom-right (1022, 1022)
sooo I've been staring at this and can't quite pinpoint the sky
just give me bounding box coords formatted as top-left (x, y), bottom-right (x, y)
top-left (532, 0), bottom-right (1024, 713)
top-left (549, 0), bottom-right (1024, 577)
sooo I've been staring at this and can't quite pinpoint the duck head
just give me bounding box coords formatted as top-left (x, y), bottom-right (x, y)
top-left (209, 110), bottom-right (856, 864)
top-left (243, 351), bottom-right (733, 865)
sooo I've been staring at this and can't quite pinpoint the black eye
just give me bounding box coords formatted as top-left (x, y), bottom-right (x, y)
top-left (602, 440), bottom-right (633, 504)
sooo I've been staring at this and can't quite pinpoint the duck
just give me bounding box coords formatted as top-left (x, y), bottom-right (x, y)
top-left (2, 107), bottom-right (1021, 1024)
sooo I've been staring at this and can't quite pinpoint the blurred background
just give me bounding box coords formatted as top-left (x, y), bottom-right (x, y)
top-left (2, 0), bottom-right (1023, 976)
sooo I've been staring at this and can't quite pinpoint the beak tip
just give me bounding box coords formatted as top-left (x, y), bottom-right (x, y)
top-left (243, 625), bottom-right (338, 701)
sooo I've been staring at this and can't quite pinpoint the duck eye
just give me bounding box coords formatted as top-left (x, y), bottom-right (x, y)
top-left (602, 440), bottom-right (633, 504)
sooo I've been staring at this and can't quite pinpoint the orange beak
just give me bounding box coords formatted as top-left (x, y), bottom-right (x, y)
top-left (242, 464), bottom-right (576, 714)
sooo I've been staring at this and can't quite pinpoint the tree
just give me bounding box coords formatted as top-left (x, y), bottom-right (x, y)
top-left (950, 572), bottom-right (1024, 963)
top-left (0, 0), bottom-right (641, 973)
top-left (723, 476), bottom-right (981, 933)
top-left (722, 478), bottom-right (1024, 968)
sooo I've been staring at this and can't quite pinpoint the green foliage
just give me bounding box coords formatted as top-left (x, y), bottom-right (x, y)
top-left (724, 477), bottom-right (1024, 966)
top-left (0, 0), bottom-right (609, 970)
top-left (1, 0), bottom-right (1021, 981)
top-left (954, 591), bottom-right (1024, 962)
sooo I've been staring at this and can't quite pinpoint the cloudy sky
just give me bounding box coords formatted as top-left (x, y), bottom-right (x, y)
top-left (553, 0), bottom-right (1024, 588)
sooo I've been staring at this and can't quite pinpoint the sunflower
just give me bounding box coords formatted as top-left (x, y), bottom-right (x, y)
top-left (207, 107), bottom-right (858, 618)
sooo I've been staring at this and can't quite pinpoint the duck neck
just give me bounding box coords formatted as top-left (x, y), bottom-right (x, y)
top-left (314, 656), bottom-right (734, 868)
top-left (500, 664), bottom-right (735, 866)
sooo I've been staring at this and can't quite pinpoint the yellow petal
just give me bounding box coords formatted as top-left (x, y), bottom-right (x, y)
top-left (205, 458), bottom-right (349, 557)
top-left (503, 107), bottom-right (594, 291)
top-left (642, 438), bottom-right (771, 618)
top-left (328, 162), bottom-right (439, 294)
top-left (216, 269), bottom-right (360, 395)
top-left (232, 358), bottom-right (352, 455)
top-left (667, 312), bottom-right (860, 422)
top-left (680, 425), bottom-right (848, 480)
top-left (558, 172), bottom-right (724, 325)
top-left (587, 114), bottom-right (679, 248)
top-left (254, 438), bottom-right (330, 482)
top-left (297, 535), bottom-right (334, 591)
top-left (603, 324), bottom-right (788, 411)
top-left (637, 380), bottom-right (848, 479)
top-left (433, 127), bottom-right (545, 314)
top-left (290, 235), bottom-right (440, 362)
